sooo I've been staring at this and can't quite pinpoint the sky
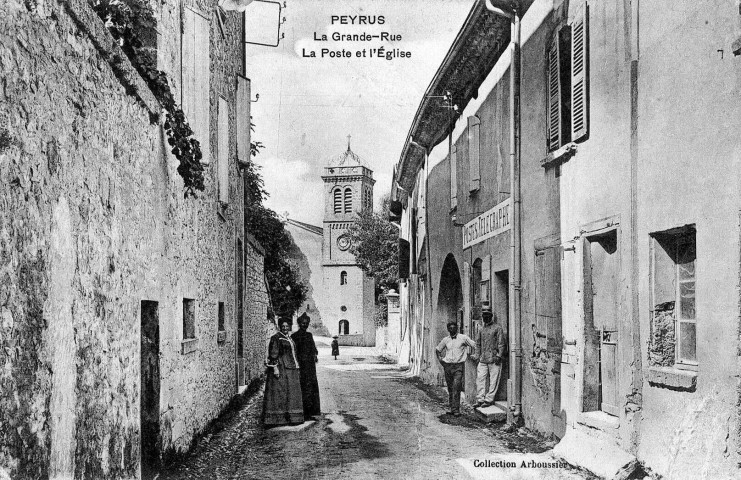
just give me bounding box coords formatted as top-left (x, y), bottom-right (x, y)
top-left (244, 0), bottom-right (474, 226)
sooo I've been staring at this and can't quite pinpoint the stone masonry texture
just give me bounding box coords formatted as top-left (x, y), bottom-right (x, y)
top-left (0, 0), bottom-right (268, 478)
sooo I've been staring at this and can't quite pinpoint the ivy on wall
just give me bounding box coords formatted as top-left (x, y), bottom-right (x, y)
top-left (90, 0), bottom-right (205, 196)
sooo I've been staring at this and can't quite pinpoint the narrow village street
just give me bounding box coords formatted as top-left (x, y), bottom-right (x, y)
top-left (159, 340), bottom-right (592, 480)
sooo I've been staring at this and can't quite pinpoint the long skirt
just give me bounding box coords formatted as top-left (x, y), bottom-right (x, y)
top-left (262, 367), bottom-right (304, 426)
top-left (298, 362), bottom-right (321, 417)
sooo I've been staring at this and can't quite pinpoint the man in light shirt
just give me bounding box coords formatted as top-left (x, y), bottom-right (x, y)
top-left (436, 321), bottom-right (476, 416)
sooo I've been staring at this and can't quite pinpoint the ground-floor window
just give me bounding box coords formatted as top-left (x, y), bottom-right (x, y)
top-left (183, 298), bottom-right (196, 340)
top-left (649, 226), bottom-right (696, 368)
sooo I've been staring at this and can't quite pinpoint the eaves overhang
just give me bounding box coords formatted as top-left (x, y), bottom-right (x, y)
top-left (394, 0), bottom-right (515, 194)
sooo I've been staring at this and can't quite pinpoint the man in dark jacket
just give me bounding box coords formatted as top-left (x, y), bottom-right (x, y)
top-left (471, 306), bottom-right (506, 408)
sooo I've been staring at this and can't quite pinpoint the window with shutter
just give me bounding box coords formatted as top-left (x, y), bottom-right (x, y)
top-left (468, 116), bottom-right (480, 192)
top-left (650, 227), bottom-right (697, 369)
top-left (463, 262), bottom-right (471, 334)
top-left (218, 97), bottom-right (229, 204)
top-left (571, 3), bottom-right (589, 142)
top-left (236, 76), bottom-right (251, 165)
top-left (481, 254), bottom-right (491, 307)
top-left (472, 258), bottom-right (483, 325)
top-left (450, 145), bottom-right (458, 209)
top-left (344, 188), bottom-right (352, 213)
top-left (535, 246), bottom-right (562, 352)
top-left (398, 238), bottom-right (410, 280)
top-left (547, 37), bottom-right (562, 152)
top-left (182, 8), bottom-right (211, 165)
top-left (333, 188), bottom-right (342, 213)
top-left (546, 26), bottom-right (572, 152)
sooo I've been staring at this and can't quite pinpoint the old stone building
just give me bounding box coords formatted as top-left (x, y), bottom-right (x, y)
top-left (321, 144), bottom-right (376, 346)
top-left (0, 0), bottom-right (269, 478)
top-left (392, 0), bottom-right (741, 478)
top-left (283, 217), bottom-right (328, 334)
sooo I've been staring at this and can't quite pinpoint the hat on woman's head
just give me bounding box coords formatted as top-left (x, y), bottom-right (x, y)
top-left (332, 335), bottom-right (339, 338)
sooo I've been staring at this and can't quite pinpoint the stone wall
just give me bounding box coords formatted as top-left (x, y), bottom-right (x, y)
top-left (0, 0), bottom-right (260, 477)
top-left (0, 2), bottom-right (160, 477)
top-left (243, 234), bottom-right (271, 384)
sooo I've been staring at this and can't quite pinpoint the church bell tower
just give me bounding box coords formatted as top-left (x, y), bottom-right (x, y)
top-left (321, 138), bottom-right (376, 346)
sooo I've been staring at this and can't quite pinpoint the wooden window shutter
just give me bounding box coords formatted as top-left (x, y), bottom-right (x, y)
top-left (334, 189), bottom-right (341, 213)
top-left (410, 208), bottom-right (418, 274)
top-left (571, 2), bottom-right (589, 142)
top-left (236, 76), bottom-right (251, 166)
top-left (344, 188), bottom-right (352, 213)
top-left (535, 246), bottom-right (562, 352)
top-left (546, 36), bottom-right (562, 151)
top-left (463, 262), bottom-right (471, 331)
top-left (398, 239), bottom-right (410, 279)
top-left (481, 254), bottom-right (491, 307)
top-left (468, 116), bottom-right (480, 192)
top-left (218, 96), bottom-right (229, 203)
top-left (534, 249), bottom-right (547, 350)
top-left (450, 145), bottom-right (457, 209)
top-left (183, 8), bottom-right (211, 165)
top-left (182, 9), bottom-right (196, 142)
top-left (546, 247), bottom-right (562, 352)
top-left (481, 254), bottom-right (491, 283)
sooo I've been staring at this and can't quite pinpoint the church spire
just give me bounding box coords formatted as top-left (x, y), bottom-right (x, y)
top-left (328, 135), bottom-right (366, 167)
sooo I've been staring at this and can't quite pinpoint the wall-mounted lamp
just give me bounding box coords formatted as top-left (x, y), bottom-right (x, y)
top-left (424, 90), bottom-right (459, 112)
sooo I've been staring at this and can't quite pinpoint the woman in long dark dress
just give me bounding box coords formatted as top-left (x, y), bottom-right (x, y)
top-left (291, 313), bottom-right (321, 417)
top-left (331, 336), bottom-right (340, 360)
top-left (262, 320), bottom-right (304, 426)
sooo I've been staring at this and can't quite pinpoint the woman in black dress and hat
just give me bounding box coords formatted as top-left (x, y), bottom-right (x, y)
top-left (291, 312), bottom-right (321, 417)
top-left (331, 335), bottom-right (340, 360)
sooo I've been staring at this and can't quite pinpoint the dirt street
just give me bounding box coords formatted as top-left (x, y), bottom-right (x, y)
top-left (159, 339), bottom-right (592, 480)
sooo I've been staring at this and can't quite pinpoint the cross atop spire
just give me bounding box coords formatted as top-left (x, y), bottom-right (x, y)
top-left (327, 136), bottom-right (368, 168)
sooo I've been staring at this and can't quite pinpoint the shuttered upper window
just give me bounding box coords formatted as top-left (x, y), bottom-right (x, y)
top-left (571, 2), bottom-right (589, 143)
top-left (468, 116), bottom-right (480, 192)
top-left (218, 96), bottom-right (229, 204)
top-left (546, 26), bottom-right (572, 152)
top-left (344, 188), bottom-right (353, 213)
top-left (450, 145), bottom-right (457, 209)
top-left (546, 2), bottom-right (589, 153)
top-left (182, 8), bottom-right (210, 164)
top-left (333, 188), bottom-right (342, 213)
top-left (236, 76), bottom-right (251, 165)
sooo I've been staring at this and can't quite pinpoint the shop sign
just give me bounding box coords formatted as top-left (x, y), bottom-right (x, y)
top-left (462, 198), bottom-right (511, 249)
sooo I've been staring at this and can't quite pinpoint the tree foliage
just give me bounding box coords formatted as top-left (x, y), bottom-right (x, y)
top-left (346, 196), bottom-right (399, 293)
top-left (244, 176), bottom-right (308, 320)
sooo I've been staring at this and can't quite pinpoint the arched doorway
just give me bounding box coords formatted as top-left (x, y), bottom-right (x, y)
top-left (437, 254), bottom-right (463, 341)
top-left (339, 319), bottom-right (349, 335)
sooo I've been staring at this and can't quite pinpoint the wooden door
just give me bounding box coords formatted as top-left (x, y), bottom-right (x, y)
top-left (141, 301), bottom-right (160, 478)
top-left (589, 233), bottom-right (618, 417)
